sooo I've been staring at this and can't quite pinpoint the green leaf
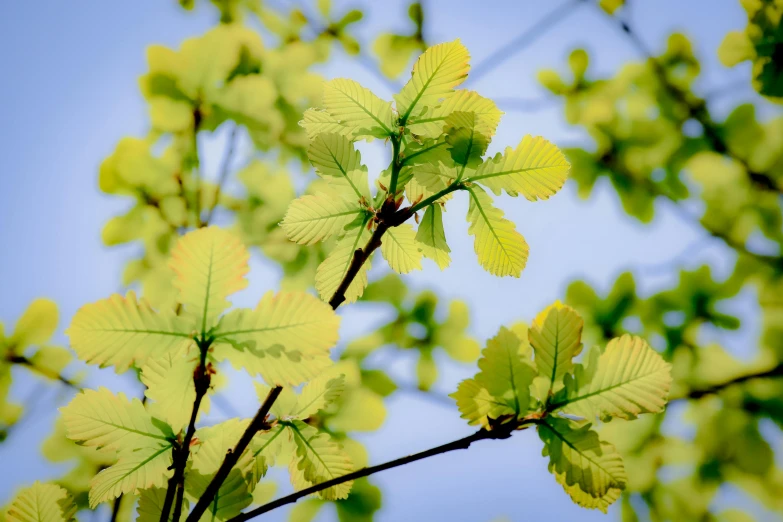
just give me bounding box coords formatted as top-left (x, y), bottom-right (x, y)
top-left (89, 442), bottom-right (173, 507)
top-left (141, 353), bottom-right (205, 434)
top-left (529, 302), bottom-right (584, 397)
top-left (292, 374), bottom-right (346, 419)
top-left (315, 219), bottom-right (373, 304)
top-left (137, 488), bottom-right (188, 522)
top-left (6, 482), bottom-right (76, 522)
top-left (407, 90), bottom-right (502, 139)
top-left (9, 299), bottom-right (58, 349)
top-left (251, 424), bottom-right (287, 481)
top-left (396, 39), bottom-right (470, 123)
top-left (551, 335), bottom-right (672, 421)
top-left (415, 205), bottom-right (451, 269)
top-left (475, 326), bottom-right (535, 416)
top-left (214, 290), bottom-right (341, 386)
top-left (451, 378), bottom-right (513, 428)
top-left (300, 108), bottom-right (354, 140)
top-left (186, 419), bottom-right (255, 521)
top-left (66, 290), bottom-right (192, 372)
top-left (281, 194), bottom-right (367, 246)
top-left (381, 224), bottom-right (423, 274)
top-left (170, 226), bottom-right (250, 335)
top-left (307, 133), bottom-right (371, 200)
top-left (444, 111), bottom-right (490, 172)
top-left (554, 469), bottom-right (622, 513)
top-left (466, 186), bottom-right (528, 277)
top-left (322, 78), bottom-right (395, 138)
top-left (286, 420), bottom-right (354, 500)
top-left (466, 136), bottom-right (570, 201)
top-left (538, 417), bottom-right (627, 503)
top-left (61, 387), bottom-right (173, 452)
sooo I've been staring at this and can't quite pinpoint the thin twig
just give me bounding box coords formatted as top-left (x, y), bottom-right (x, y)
top-left (159, 347), bottom-right (211, 522)
top-left (467, 0), bottom-right (587, 85)
top-left (6, 355), bottom-right (78, 389)
top-left (671, 362), bottom-right (783, 400)
top-left (227, 420), bottom-right (535, 522)
top-left (203, 124), bottom-right (239, 227)
top-left (185, 386), bottom-right (283, 522)
top-left (109, 495), bottom-right (123, 522)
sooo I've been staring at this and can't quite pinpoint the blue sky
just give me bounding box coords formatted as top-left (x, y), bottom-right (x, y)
top-left (0, 0), bottom-right (775, 521)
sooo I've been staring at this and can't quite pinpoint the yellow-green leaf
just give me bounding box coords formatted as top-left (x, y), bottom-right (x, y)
top-left (381, 224), bottom-right (423, 274)
top-left (6, 482), bottom-right (76, 522)
top-left (396, 39), bottom-right (470, 123)
top-left (451, 378), bottom-right (513, 428)
top-left (474, 326), bottom-right (535, 416)
top-left (66, 290), bottom-right (192, 372)
top-left (89, 442), bottom-right (173, 507)
top-left (214, 291), bottom-right (340, 386)
top-left (529, 301), bottom-right (584, 396)
top-left (466, 186), bottom-right (528, 277)
top-left (322, 78), bottom-right (395, 138)
top-left (141, 353), bottom-right (206, 434)
top-left (307, 133), bottom-right (371, 200)
top-left (538, 418), bottom-right (627, 501)
top-left (415, 205), bottom-right (451, 269)
top-left (137, 488), bottom-right (188, 522)
top-left (315, 220), bottom-right (372, 305)
top-left (300, 109), bottom-right (354, 140)
top-left (467, 136), bottom-right (570, 201)
top-left (61, 387), bottom-right (173, 452)
top-left (407, 90), bottom-right (502, 139)
top-left (286, 420), bottom-right (353, 500)
top-left (551, 335), bottom-right (672, 421)
top-left (281, 194), bottom-right (366, 246)
top-left (170, 226), bottom-right (250, 335)
top-left (291, 374), bottom-right (346, 419)
top-left (9, 299), bottom-right (58, 349)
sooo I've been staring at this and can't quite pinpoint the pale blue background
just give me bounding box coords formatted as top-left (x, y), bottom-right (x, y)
top-left (0, 1), bottom-right (777, 521)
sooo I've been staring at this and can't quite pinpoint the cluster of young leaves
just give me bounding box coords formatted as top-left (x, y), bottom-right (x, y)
top-left (22, 226), bottom-right (351, 519)
top-left (719, 0), bottom-right (783, 99)
top-left (540, 34), bottom-right (783, 233)
top-left (451, 301), bottom-right (672, 512)
top-left (343, 274), bottom-right (479, 391)
top-left (0, 299), bottom-right (73, 441)
top-left (565, 265), bottom-right (783, 520)
top-left (284, 39), bottom-right (570, 305)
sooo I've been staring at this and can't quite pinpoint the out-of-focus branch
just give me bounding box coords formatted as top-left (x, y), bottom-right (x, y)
top-left (672, 362), bottom-right (783, 400)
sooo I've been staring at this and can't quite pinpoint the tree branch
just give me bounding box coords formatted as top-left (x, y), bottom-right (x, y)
top-left (184, 386), bottom-right (284, 522)
top-left (109, 494), bottom-right (123, 522)
top-left (328, 221), bottom-right (389, 310)
top-left (227, 420), bottom-right (537, 522)
top-left (6, 354), bottom-right (78, 389)
top-left (159, 345), bottom-right (211, 522)
top-left (467, 0), bottom-right (587, 84)
top-left (672, 362), bottom-right (783, 400)
top-left (203, 123), bottom-right (239, 227)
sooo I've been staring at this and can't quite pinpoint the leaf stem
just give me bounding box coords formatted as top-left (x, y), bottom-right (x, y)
top-left (388, 135), bottom-right (403, 196)
top-left (408, 182), bottom-right (465, 215)
top-left (159, 342), bottom-right (212, 522)
top-left (185, 386), bottom-right (283, 522)
top-left (227, 420), bottom-right (536, 522)
top-left (6, 354), bottom-right (78, 389)
top-left (203, 123), bottom-right (239, 227)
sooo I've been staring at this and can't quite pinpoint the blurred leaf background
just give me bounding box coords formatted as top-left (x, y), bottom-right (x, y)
top-left (1, 0), bottom-right (782, 521)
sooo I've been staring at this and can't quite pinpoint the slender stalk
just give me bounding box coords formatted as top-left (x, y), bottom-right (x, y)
top-left (408, 182), bottom-right (464, 215)
top-left (184, 386), bottom-right (283, 522)
top-left (227, 421), bottom-right (535, 522)
top-left (6, 354), bottom-right (78, 389)
top-left (203, 123), bottom-right (239, 227)
top-left (672, 362), bottom-right (783, 401)
top-left (388, 136), bottom-right (403, 196)
top-left (159, 344), bottom-right (211, 522)
top-left (109, 495), bottom-right (123, 522)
